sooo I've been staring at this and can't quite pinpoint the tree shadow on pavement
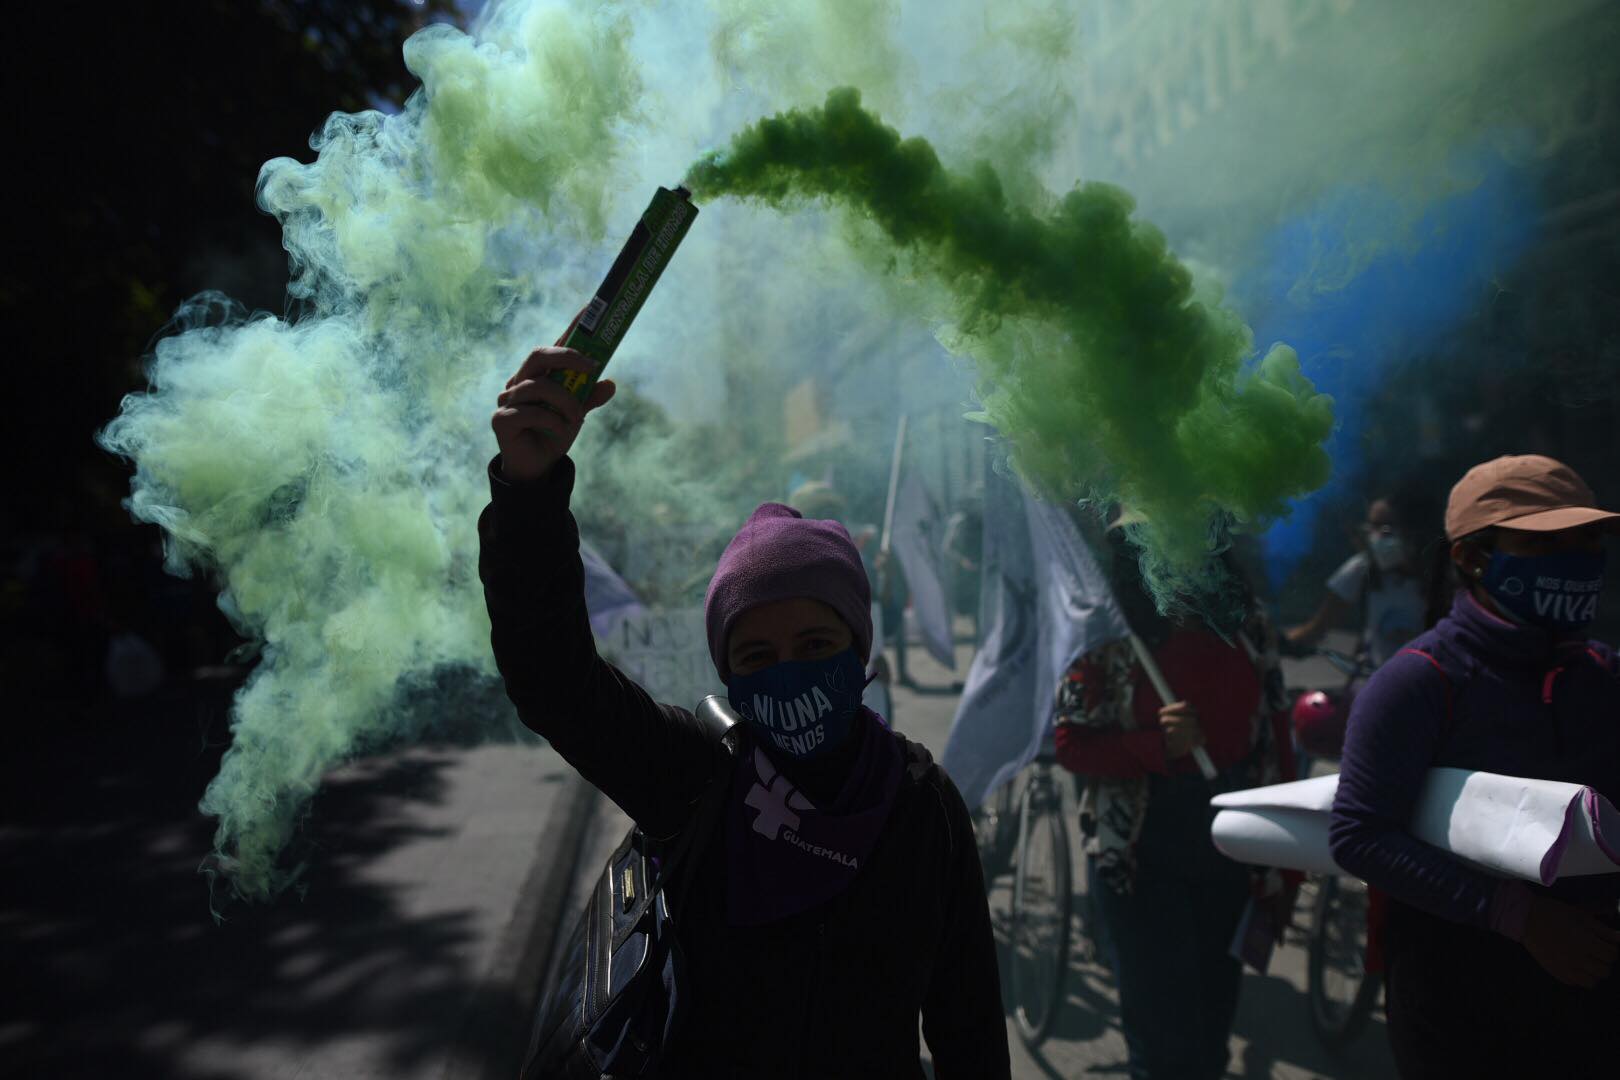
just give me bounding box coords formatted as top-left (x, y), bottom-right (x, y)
top-left (1, 679), bottom-right (523, 1080)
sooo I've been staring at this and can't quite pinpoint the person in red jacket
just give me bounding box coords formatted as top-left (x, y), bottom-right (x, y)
top-left (1054, 521), bottom-right (1294, 1080)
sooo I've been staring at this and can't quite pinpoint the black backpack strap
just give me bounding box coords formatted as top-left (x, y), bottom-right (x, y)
top-left (658, 696), bottom-right (739, 881)
top-left (619, 696), bottom-right (739, 931)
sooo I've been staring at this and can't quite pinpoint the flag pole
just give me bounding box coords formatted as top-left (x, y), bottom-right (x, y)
top-left (1128, 632), bottom-right (1219, 781)
top-left (880, 413), bottom-right (909, 556)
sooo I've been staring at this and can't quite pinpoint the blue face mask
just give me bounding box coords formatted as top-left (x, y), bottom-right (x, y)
top-left (1480, 549), bottom-right (1606, 632)
top-left (726, 648), bottom-right (866, 760)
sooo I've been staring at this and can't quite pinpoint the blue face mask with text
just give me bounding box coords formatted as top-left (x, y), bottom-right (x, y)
top-left (726, 648), bottom-right (865, 761)
top-left (1480, 549), bottom-right (1606, 632)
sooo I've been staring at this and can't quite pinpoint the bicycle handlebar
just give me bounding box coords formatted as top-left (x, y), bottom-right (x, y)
top-left (1316, 648), bottom-right (1373, 679)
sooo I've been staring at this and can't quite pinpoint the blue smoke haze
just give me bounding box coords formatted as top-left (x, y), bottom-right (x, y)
top-left (1239, 147), bottom-right (1541, 587)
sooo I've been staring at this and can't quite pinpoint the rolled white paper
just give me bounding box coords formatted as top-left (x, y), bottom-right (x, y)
top-left (1209, 769), bottom-right (1620, 883)
top-left (1210, 808), bottom-right (1341, 876)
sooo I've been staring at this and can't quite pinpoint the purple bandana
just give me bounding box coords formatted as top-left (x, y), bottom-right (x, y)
top-left (725, 708), bottom-right (904, 926)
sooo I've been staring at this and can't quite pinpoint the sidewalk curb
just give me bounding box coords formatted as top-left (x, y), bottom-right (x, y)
top-left (443, 768), bottom-right (602, 1080)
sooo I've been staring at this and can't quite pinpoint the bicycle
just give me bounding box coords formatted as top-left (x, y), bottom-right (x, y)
top-left (1289, 646), bottom-right (1382, 1050)
top-left (1007, 750), bottom-right (1074, 1048)
top-left (985, 748), bottom-right (1091, 1050)
top-left (1306, 872), bottom-right (1380, 1049)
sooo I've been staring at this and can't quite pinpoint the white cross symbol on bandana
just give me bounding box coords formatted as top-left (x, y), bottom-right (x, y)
top-left (745, 774), bottom-right (801, 839)
top-left (744, 749), bottom-right (816, 840)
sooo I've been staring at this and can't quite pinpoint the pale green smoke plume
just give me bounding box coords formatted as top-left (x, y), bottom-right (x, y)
top-left (687, 88), bottom-right (1334, 604)
top-left (98, 0), bottom-right (914, 905)
top-left (709, 0), bottom-right (906, 117)
top-left (99, 0), bottom-right (655, 902)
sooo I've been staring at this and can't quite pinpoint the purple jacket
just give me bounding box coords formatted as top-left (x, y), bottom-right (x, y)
top-left (1330, 590), bottom-right (1620, 935)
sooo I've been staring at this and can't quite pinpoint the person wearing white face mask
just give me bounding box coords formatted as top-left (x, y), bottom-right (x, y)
top-left (1286, 496), bottom-right (1427, 667)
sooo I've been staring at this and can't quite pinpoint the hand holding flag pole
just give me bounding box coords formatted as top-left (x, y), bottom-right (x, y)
top-left (880, 414), bottom-right (909, 557)
top-left (1127, 632), bottom-right (1220, 781)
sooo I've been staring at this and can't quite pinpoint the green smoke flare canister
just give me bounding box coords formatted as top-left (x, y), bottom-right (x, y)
top-left (552, 185), bottom-right (698, 399)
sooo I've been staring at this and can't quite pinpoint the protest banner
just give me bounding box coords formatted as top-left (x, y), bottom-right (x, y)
top-left (599, 607), bottom-right (724, 710)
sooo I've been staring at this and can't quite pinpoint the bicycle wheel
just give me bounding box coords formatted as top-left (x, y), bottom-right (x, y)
top-left (1009, 769), bottom-right (1072, 1048)
top-left (1307, 875), bottom-right (1380, 1050)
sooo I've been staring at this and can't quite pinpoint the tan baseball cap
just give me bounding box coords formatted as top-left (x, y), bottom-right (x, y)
top-left (1445, 454), bottom-right (1620, 540)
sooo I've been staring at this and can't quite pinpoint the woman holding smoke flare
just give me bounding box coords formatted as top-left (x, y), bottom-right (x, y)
top-left (480, 345), bottom-right (1010, 1078)
top-left (1330, 455), bottom-right (1620, 1079)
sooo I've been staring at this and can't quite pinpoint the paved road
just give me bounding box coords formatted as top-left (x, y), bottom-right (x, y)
top-left (2, 677), bottom-right (596, 1080)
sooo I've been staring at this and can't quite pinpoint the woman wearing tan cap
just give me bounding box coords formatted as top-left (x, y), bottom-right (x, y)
top-left (1329, 454), bottom-right (1620, 1078)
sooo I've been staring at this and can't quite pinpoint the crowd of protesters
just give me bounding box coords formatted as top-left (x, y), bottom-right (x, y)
top-left (484, 332), bottom-right (1619, 1078)
top-left (1045, 455), bottom-right (1617, 1080)
top-left (15, 326), bottom-right (1615, 1080)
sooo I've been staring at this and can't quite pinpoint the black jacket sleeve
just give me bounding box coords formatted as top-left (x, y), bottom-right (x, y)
top-left (478, 454), bottom-right (717, 838)
top-left (921, 774), bottom-right (1011, 1079)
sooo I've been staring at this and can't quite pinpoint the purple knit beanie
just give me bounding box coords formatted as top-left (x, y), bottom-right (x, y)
top-left (704, 503), bottom-right (872, 682)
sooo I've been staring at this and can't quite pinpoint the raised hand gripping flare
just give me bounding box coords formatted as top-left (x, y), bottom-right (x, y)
top-left (552, 185), bottom-right (698, 396)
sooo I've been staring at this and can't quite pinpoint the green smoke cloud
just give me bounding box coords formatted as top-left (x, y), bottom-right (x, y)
top-left (686, 88), bottom-right (1334, 603)
top-left (96, 0), bottom-right (913, 905)
top-left (98, 0), bottom-right (656, 904)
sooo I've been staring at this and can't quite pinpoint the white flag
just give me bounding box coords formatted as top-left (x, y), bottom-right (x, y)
top-left (580, 540), bottom-right (646, 641)
top-left (890, 469), bottom-right (956, 670)
top-left (940, 467), bottom-right (1131, 809)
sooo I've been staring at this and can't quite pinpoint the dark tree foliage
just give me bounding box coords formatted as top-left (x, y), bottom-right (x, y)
top-left (4, 0), bottom-right (457, 529)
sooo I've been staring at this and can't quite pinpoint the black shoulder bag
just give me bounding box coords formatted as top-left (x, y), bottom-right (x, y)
top-left (520, 696), bottom-right (740, 1079)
